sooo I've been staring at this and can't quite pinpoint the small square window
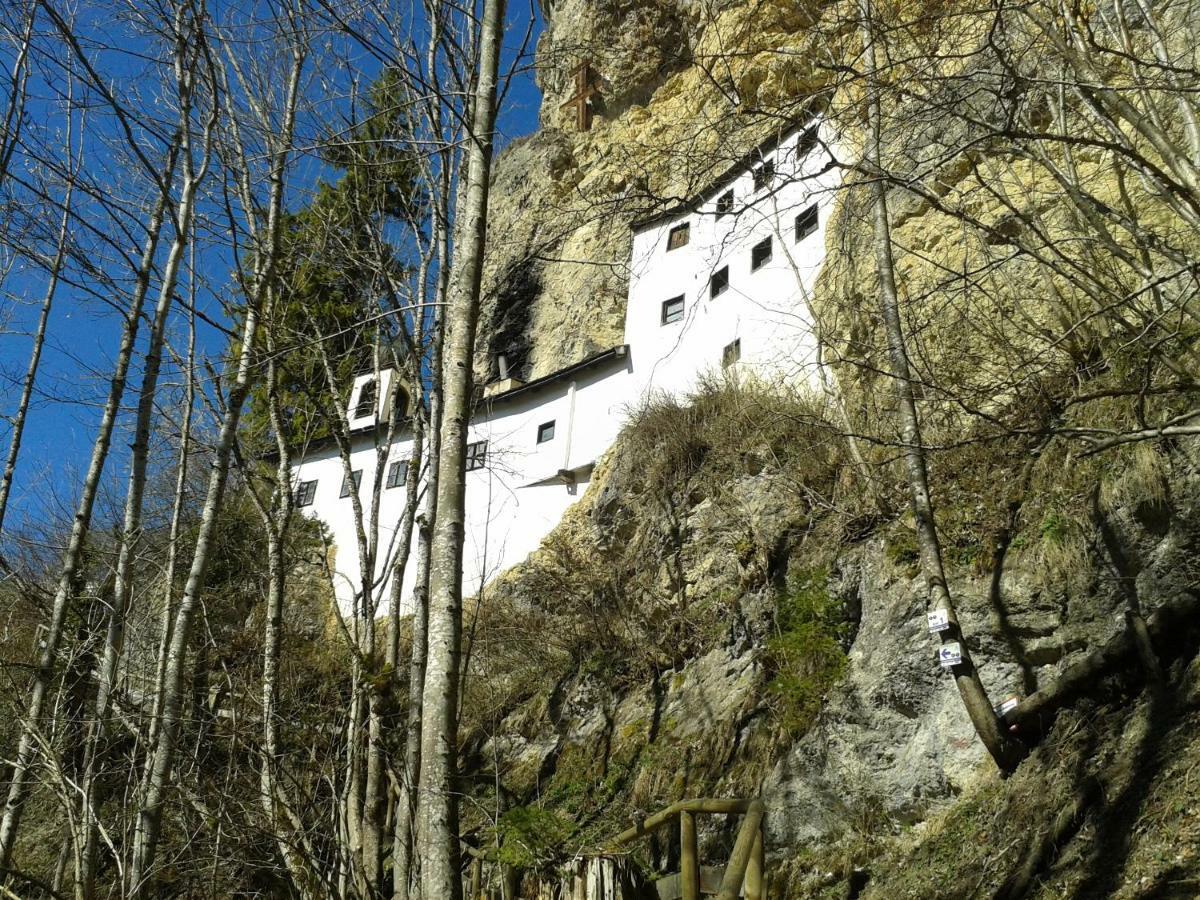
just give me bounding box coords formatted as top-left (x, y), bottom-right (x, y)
top-left (722, 338), bottom-right (741, 368)
top-left (750, 237), bottom-right (772, 271)
top-left (795, 204), bottom-right (819, 241)
top-left (466, 440), bottom-right (488, 472)
top-left (752, 158), bottom-right (775, 191)
top-left (353, 379), bottom-right (376, 419)
top-left (386, 460), bottom-right (408, 489)
top-left (295, 479), bottom-right (317, 507)
top-left (537, 421), bottom-right (556, 444)
top-left (797, 125), bottom-right (818, 159)
top-left (715, 190), bottom-right (734, 218)
top-left (340, 469), bottom-right (362, 498)
top-left (666, 222), bottom-right (690, 251)
top-left (710, 266), bottom-right (729, 298)
top-left (661, 295), bottom-right (685, 325)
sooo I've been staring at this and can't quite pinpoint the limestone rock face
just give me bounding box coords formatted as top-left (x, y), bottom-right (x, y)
top-left (476, 0), bottom-right (830, 382)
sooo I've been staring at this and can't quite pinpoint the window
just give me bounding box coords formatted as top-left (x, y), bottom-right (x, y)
top-left (797, 125), bottom-right (818, 159)
top-left (466, 440), bottom-right (488, 472)
top-left (750, 237), bottom-right (772, 271)
top-left (752, 158), bottom-right (775, 191)
top-left (661, 295), bottom-right (684, 325)
top-left (393, 387), bottom-right (409, 420)
top-left (537, 421), bottom-right (556, 444)
top-left (295, 480), bottom-right (317, 507)
top-left (795, 204), bottom-right (819, 242)
top-left (340, 469), bottom-right (362, 498)
top-left (715, 190), bottom-right (734, 218)
top-left (722, 338), bottom-right (742, 368)
top-left (353, 379), bottom-right (376, 419)
top-left (386, 460), bottom-right (408, 489)
top-left (666, 222), bottom-right (690, 251)
top-left (710, 266), bottom-right (729, 298)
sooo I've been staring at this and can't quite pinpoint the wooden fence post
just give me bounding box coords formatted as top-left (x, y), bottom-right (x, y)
top-left (680, 810), bottom-right (699, 900)
top-left (715, 801), bottom-right (764, 900)
top-left (744, 819), bottom-right (765, 900)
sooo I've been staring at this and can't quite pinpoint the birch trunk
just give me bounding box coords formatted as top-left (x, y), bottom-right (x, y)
top-left (417, 0), bottom-right (505, 894)
top-left (127, 43), bottom-right (304, 896)
top-left (0, 143), bottom-right (178, 876)
top-left (394, 207), bottom-right (448, 900)
top-left (859, 0), bottom-right (1024, 772)
top-left (77, 24), bottom-right (214, 894)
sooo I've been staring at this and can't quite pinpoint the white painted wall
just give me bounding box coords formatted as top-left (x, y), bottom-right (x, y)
top-left (624, 121), bottom-right (839, 399)
top-left (291, 351), bottom-right (634, 614)
top-left (291, 120), bottom-right (841, 616)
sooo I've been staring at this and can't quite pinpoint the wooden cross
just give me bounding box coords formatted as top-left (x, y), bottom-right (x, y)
top-left (560, 61), bottom-right (600, 132)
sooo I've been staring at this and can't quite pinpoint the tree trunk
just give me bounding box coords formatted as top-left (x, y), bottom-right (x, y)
top-left (417, 0), bottom-right (505, 894)
top-left (0, 146), bottom-right (177, 877)
top-left (78, 26), bottom-right (214, 894)
top-left (859, 0), bottom-right (1024, 773)
top-left (127, 42), bottom-right (305, 895)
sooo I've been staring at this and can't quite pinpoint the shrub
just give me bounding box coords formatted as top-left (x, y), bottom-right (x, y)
top-left (765, 568), bottom-right (849, 736)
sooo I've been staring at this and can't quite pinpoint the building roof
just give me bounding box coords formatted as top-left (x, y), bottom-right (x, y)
top-left (478, 344), bottom-right (628, 407)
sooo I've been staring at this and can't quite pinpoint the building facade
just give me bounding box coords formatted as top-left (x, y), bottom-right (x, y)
top-left (290, 120), bottom-right (839, 615)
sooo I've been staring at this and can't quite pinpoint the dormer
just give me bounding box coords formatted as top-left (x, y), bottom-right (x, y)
top-left (347, 367), bottom-right (409, 428)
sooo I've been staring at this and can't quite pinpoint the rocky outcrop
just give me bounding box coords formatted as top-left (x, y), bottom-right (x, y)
top-left (476, 0), bottom-right (831, 382)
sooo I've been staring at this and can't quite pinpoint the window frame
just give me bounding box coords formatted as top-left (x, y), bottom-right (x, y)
top-left (795, 204), bottom-right (819, 242)
top-left (722, 338), bottom-right (742, 368)
top-left (393, 386), bottom-right (410, 420)
top-left (465, 440), bottom-right (488, 472)
top-left (295, 479), bottom-right (318, 507)
top-left (340, 469), bottom-right (363, 498)
top-left (750, 236), bottom-right (773, 272)
top-left (661, 295), bottom-right (685, 325)
top-left (536, 420), bottom-right (556, 444)
top-left (666, 222), bottom-right (690, 251)
top-left (715, 189), bottom-right (734, 218)
top-left (710, 265), bottom-right (729, 298)
top-left (797, 125), bottom-right (818, 159)
top-left (752, 157), bottom-right (775, 191)
top-left (385, 459), bottom-right (408, 489)
top-left (353, 379), bottom-right (376, 419)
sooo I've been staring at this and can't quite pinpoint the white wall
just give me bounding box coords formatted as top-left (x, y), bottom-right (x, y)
top-left (624, 122), bottom-right (838, 400)
top-left (291, 352), bottom-right (634, 614)
top-left (292, 120), bottom-right (842, 617)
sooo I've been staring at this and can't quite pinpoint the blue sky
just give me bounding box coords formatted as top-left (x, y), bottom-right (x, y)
top-left (0, 1), bottom-right (545, 536)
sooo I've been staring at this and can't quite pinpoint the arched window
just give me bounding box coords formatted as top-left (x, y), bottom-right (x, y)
top-left (393, 386), bottom-right (409, 420)
top-left (354, 379), bottom-right (376, 419)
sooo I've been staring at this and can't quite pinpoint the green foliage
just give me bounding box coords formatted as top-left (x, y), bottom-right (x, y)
top-left (487, 806), bottom-right (574, 869)
top-left (244, 67), bottom-right (423, 447)
top-left (766, 569), bottom-right (848, 737)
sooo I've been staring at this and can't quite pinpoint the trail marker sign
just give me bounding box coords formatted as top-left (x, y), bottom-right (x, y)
top-left (926, 609), bottom-right (951, 633)
top-left (938, 642), bottom-right (963, 668)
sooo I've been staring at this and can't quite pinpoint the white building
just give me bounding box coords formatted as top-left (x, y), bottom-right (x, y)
top-left (290, 119), bottom-right (840, 615)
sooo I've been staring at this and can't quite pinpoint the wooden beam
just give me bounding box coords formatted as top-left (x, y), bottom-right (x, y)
top-left (609, 799), bottom-right (754, 846)
top-left (680, 810), bottom-right (699, 900)
top-left (744, 820), bottom-right (765, 900)
top-left (715, 801), bottom-right (764, 900)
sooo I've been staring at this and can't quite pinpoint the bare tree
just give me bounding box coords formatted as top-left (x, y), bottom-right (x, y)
top-left (127, 11), bottom-right (308, 891)
top-left (417, 0), bottom-right (506, 894)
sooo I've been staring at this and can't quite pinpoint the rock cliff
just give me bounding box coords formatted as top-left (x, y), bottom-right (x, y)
top-left (461, 1), bottom-right (1200, 896)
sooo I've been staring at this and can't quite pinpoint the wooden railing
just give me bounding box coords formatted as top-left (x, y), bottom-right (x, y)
top-left (461, 797), bottom-right (765, 899)
top-left (608, 797), bottom-right (766, 900)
